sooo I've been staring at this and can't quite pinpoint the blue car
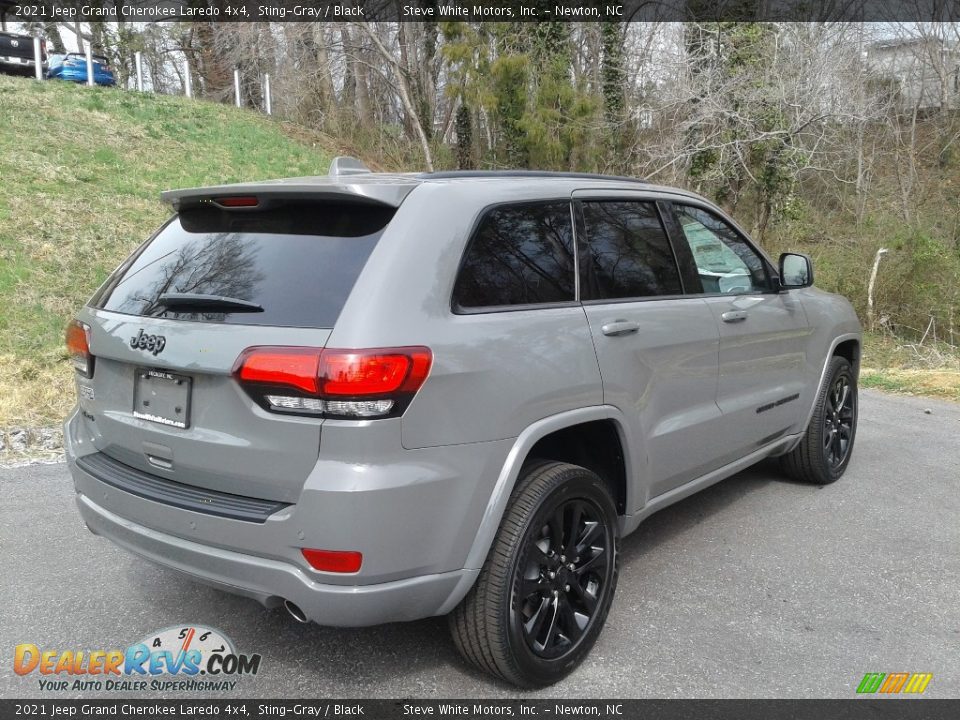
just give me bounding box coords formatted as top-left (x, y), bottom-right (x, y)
top-left (47, 52), bottom-right (115, 86)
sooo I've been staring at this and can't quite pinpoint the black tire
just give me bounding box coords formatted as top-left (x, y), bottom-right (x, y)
top-left (781, 355), bottom-right (858, 485)
top-left (449, 461), bottom-right (620, 687)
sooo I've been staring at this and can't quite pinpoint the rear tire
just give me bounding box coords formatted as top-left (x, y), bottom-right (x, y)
top-left (449, 461), bottom-right (619, 687)
top-left (781, 355), bottom-right (858, 485)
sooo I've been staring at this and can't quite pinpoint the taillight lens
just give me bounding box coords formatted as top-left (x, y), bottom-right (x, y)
top-left (319, 349), bottom-right (431, 396)
top-left (233, 346), bottom-right (432, 419)
top-left (215, 196), bottom-right (259, 207)
top-left (65, 319), bottom-right (93, 378)
top-left (236, 347), bottom-right (321, 394)
top-left (301, 548), bottom-right (362, 573)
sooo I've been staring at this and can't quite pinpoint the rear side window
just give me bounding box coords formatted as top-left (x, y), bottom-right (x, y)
top-left (579, 201), bottom-right (682, 300)
top-left (453, 201), bottom-right (575, 310)
top-left (93, 201), bottom-right (394, 328)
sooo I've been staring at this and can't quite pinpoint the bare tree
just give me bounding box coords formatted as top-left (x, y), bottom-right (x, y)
top-left (358, 22), bottom-right (435, 170)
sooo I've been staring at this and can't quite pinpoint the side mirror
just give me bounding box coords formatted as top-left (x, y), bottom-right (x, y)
top-left (779, 252), bottom-right (814, 290)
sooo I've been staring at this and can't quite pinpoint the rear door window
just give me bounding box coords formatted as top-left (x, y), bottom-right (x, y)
top-left (579, 200), bottom-right (683, 300)
top-left (93, 201), bottom-right (394, 328)
top-left (452, 201), bottom-right (575, 310)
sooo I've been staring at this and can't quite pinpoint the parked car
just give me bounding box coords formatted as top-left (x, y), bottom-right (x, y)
top-left (47, 52), bottom-right (115, 86)
top-left (64, 159), bottom-right (861, 687)
top-left (0, 31), bottom-right (45, 76)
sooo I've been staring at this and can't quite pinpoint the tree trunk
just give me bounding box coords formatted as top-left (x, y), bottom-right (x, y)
top-left (193, 20), bottom-right (233, 102)
top-left (43, 23), bottom-right (65, 53)
top-left (867, 248), bottom-right (889, 332)
top-left (359, 22), bottom-right (435, 171)
top-left (73, 20), bottom-right (85, 54)
top-left (456, 104), bottom-right (473, 169)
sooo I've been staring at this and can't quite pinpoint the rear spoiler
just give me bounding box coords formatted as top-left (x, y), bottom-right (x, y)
top-left (161, 182), bottom-right (418, 211)
top-left (161, 174), bottom-right (419, 211)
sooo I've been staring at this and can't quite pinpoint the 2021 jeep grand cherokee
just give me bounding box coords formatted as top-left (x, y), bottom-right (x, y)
top-left (64, 160), bottom-right (861, 686)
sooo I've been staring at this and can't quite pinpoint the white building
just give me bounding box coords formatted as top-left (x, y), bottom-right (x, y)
top-left (867, 37), bottom-right (960, 111)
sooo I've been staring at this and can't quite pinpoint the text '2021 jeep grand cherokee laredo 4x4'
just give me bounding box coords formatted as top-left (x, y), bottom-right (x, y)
top-left (65, 159), bottom-right (861, 687)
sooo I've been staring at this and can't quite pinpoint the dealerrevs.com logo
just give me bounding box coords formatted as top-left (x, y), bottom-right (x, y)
top-left (14, 625), bottom-right (261, 693)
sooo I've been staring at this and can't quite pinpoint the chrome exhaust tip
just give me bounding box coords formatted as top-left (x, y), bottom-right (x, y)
top-left (283, 599), bottom-right (309, 624)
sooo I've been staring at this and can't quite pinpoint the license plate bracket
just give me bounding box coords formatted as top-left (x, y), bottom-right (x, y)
top-left (133, 369), bottom-right (192, 429)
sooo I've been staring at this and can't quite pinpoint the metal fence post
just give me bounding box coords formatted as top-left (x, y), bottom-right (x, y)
top-left (33, 36), bottom-right (42, 81)
top-left (264, 73), bottom-right (271, 115)
top-left (135, 51), bottom-right (143, 91)
top-left (184, 60), bottom-right (192, 98)
top-left (234, 69), bottom-right (241, 108)
top-left (85, 45), bottom-right (94, 87)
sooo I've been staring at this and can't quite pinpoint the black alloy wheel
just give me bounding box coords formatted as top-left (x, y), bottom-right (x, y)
top-left (781, 355), bottom-right (858, 485)
top-left (514, 497), bottom-right (611, 659)
top-left (449, 461), bottom-right (619, 687)
top-left (823, 373), bottom-right (855, 469)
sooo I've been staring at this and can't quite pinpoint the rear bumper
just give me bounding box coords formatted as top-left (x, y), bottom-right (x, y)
top-left (76, 490), bottom-right (477, 626)
top-left (0, 56), bottom-right (39, 70)
top-left (64, 409), bottom-right (508, 626)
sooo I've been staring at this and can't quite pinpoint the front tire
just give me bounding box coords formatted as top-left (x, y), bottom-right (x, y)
top-left (781, 355), bottom-right (858, 485)
top-left (449, 461), bottom-right (619, 687)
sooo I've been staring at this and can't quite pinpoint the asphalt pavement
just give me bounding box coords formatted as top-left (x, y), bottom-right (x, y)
top-left (1, 389), bottom-right (958, 699)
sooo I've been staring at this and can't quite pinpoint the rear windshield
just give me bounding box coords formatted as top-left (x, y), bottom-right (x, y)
top-left (92, 201), bottom-right (394, 328)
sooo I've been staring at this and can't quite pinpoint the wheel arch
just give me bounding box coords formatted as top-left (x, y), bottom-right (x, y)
top-left (833, 337), bottom-right (861, 375)
top-left (437, 406), bottom-right (635, 616)
top-left (792, 332), bottom-right (861, 447)
top-left (467, 407), bottom-right (633, 563)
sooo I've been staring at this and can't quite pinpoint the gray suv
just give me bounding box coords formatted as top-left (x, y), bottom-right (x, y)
top-left (64, 160), bottom-right (861, 686)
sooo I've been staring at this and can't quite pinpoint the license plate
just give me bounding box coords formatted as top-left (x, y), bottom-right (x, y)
top-left (133, 369), bottom-right (191, 429)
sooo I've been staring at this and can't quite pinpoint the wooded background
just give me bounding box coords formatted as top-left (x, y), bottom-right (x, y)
top-left (11, 15), bottom-right (960, 347)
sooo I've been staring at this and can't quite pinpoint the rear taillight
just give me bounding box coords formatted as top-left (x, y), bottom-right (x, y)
top-left (233, 346), bottom-right (432, 419)
top-left (65, 319), bottom-right (93, 378)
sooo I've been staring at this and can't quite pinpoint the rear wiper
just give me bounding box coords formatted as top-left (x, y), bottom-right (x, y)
top-left (154, 293), bottom-right (263, 312)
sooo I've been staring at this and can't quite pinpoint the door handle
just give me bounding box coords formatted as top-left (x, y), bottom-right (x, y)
top-left (721, 310), bottom-right (748, 323)
top-left (601, 320), bottom-right (640, 337)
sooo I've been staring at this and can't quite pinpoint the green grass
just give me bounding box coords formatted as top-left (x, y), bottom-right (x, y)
top-left (0, 75), bottom-right (331, 426)
top-left (860, 370), bottom-right (960, 401)
top-left (860, 332), bottom-right (960, 402)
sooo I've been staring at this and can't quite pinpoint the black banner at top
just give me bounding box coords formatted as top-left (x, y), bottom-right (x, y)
top-left (3, 0), bottom-right (960, 23)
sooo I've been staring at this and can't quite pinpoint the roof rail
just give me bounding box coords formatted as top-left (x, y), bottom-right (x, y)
top-left (328, 156), bottom-right (371, 177)
top-left (419, 170), bottom-right (648, 184)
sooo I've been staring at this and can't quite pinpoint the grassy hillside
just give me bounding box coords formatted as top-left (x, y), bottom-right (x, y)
top-left (0, 74), bottom-right (956, 430)
top-left (0, 74), bottom-right (331, 426)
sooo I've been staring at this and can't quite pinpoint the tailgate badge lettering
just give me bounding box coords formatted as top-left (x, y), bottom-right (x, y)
top-left (130, 329), bottom-right (166, 356)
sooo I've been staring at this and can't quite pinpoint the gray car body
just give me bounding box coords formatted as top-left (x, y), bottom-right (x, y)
top-left (65, 172), bottom-right (861, 626)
